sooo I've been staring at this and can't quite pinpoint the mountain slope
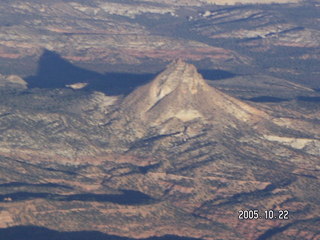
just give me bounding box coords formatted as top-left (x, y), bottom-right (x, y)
top-left (0, 60), bottom-right (319, 240)
top-left (122, 59), bottom-right (266, 126)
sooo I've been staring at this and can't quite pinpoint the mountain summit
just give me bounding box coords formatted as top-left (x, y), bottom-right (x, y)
top-left (122, 59), bottom-right (266, 125)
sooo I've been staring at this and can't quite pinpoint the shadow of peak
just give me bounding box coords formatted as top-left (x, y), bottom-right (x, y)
top-left (26, 49), bottom-right (102, 89)
top-left (24, 51), bottom-right (237, 96)
top-left (24, 49), bottom-right (156, 96)
top-left (37, 50), bottom-right (90, 75)
top-left (86, 72), bottom-right (157, 96)
top-left (198, 69), bottom-right (237, 81)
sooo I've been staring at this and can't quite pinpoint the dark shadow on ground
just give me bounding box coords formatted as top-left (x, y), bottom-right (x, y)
top-left (0, 182), bottom-right (72, 189)
top-left (297, 96), bottom-right (320, 103)
top-left (25, 50), bottom-right (156, 96)
top-left (256, 217), bottom-right (320, 240)
top-left (245, 95), bottom-right (320, 103)
top-left (198, 69), bottom-right (237, 81)
top-left (246, 96), bottom-right (289, 103)
top-left (0, 226), bottom-right (204, 240)
top-left (25, 50), bottom-right (238, 96)
top-left (0, 190), bottom-right (154, 205)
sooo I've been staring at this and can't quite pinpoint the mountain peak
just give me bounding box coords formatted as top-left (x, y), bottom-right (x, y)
top-left (152, 59), bottom-right (207, 97)
top-left (167, 58), bottom-right (193, 71)
top-left (165, 58), bottom-right (203, 80)
top-left (122, 60), bottom-right (267, 125)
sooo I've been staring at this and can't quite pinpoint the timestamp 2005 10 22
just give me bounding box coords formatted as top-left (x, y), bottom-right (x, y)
top-left (238, 209), bottom-right (289, 220)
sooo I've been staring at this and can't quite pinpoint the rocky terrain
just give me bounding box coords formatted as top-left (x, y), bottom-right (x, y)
top-left (0, 59), bottom-right (319, 239)
top-left (0, 0), bottom-right (319, 83)
top-left (0, 0), bottom-right (319, 240)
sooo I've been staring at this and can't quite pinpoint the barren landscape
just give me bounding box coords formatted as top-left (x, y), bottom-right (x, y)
top-left (0, 0), bottom-right (319, 240)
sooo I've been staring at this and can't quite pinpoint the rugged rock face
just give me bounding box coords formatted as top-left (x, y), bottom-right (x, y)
top-left (122, 59), bottom-right (266, 125)
top-left (0, 0), bottom-right (319, 238)
top-left (0, 60), bottom-right (319, 239)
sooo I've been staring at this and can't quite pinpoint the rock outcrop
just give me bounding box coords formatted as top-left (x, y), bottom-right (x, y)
top-left (0, 74), bottom-right (27, 89)
top-left (122, 59), bottom-right (266, 125)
